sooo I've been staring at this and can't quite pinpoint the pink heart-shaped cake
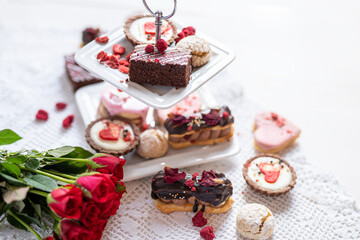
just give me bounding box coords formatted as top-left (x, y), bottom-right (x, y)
top-left (254, 112), bottom-right (300, 153)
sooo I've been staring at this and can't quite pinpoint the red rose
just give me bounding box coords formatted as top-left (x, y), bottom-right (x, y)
top-left (93, 155), bottom-right (126, 179)
top-left (100, 198), bottom-right (120, 219)
top-left (80, 202), bottom-right (102, 228)
top-left (43, 237), bottom-right (54, 240)
top-left (60, 219), bottom-right (93, 240)
top-left (76, 174), bottom-right (117, 203)
top-left (48, 185), bottom-right (83, 219)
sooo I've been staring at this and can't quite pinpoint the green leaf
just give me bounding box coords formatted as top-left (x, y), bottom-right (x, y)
top-left (0, 129), bottom-right (22, 146)
top-left (25, 158), bottom-right (40, 170)
top-left (43, 161), bottom-right (89, 174)
top-left (7, 213), bottom-right (27, 230)
top-left (0, 173), bottom-right (27, 186)
top-left (0, 202), bottom-right (13, 216)
top-left (116, 183), bottom-right (126, 193)
top-left (47, 146), bottom-right (75, 158)
top-left (13, 201), bottom-right (25, 212)
top-left (1, 162), bottom-right (21, 177)
top-left (3, 186), bottom-right (30, 204)
top-left (6, 156), bottom-right (27, 164)
top-left (63, 146), bottom-right (93, 158)
top-left (28, 199), bottom-right (47, 230)
top-left (23, 175), bottom-right (57, 192)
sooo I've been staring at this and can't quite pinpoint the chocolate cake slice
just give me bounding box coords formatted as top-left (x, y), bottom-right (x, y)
top-left (65, 54), bottom-right (102, 91)
top-left (129, 45), bottom-right (192, 88)
top-left (164, 106), bottom-right (234, 149)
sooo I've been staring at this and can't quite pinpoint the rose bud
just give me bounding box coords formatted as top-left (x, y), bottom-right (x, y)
top-left (92, 155), bottom-right (126, 180)
top-left (76, 174), bottom-right (117, 203)
top-left (59, 219), bottom-right (92, 240)
top-left (47, 185), bottom-right (83, 219)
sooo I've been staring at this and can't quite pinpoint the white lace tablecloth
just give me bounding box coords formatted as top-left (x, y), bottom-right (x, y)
top-left (0, 26), bottom-right (359, 240)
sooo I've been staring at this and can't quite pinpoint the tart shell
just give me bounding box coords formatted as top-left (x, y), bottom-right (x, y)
top-left (85, 117), bottom-right (140, 156)
top-left (242, 154), bottom-right (297, 196)
top-left (123, 14), bottom-right (178, 46)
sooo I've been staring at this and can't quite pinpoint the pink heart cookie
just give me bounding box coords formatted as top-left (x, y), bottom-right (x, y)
top-left (254, 112), bottom-right (300, 153)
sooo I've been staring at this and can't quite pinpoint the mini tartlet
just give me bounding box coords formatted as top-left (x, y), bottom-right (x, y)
top-left (242, 154), bottom-right (296, 196)
top-left (123, 14), bottom-right (177, 46)
top-left (85, 117), bottom-right (139, 156)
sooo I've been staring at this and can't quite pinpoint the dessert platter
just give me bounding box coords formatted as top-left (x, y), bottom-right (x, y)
top-left (1, 1), bottom-right (360, 240)
top-left (74, 4), bottom-right (235, 109)
top-left (75, 82), bottom-right (241, 181)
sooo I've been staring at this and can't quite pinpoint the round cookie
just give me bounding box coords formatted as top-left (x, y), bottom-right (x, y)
top-left (137, 128), bottom-right (168, 159)
top-left (236, 203), bottom-right (275, 240)
top-left (243, 154), bottom-right (297, 196)
top-left (85, 117), bottom-right (139, 156)
top-left (176, 35), bottom-right (212, 67)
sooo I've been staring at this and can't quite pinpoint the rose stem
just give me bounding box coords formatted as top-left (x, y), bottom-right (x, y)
top-left (7, 209), bottom-right (42, 240)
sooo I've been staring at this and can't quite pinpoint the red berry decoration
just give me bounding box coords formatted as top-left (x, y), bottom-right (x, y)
top-left (96, 51), bottom-right (106, 60)
top-left (126, 53), bottom-right (132, 61)
top-left (183, 29), bottom-right (191, 36)
top-left (99, 123), bottom-right (120, 140)
top-left (192, 211), bottom-right (207, 227)
top-left (185, 26), bottom-right (196, 35)
top-left (145, 44), bottom-right (155, 53)
top-left (95, 36), bottom-right (109, 44)
top-left (56, 102), bottom-right (67, 110)
top-left (63, 115), bottom-right (74, 128)
top-left (200, 226), bottom-right (215, 240)
top-left (35, 109), bottom-right (48, 121)
top-left (119, 60), bottom-right (130, 66)
top-left (118, 65), bottom-right (129, 74)
top-left (113, 44), bottom-right (125, 55)
top-left (156, 39), bottom-right (167, 53)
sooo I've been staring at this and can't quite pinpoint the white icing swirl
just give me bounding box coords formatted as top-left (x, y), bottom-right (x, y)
top-left (248, 157), bottom-right (292, 190)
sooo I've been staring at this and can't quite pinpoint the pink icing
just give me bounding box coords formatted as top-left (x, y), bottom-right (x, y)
top-left (254, 112), bottom-right (300, 151)
top-left (157, 93), bottom-right (203, 122)
top-left (100, 87), bottom-right (149, 120)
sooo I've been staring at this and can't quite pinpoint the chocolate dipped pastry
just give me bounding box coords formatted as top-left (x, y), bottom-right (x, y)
top-left (151, 166), bottom-right (234, 214)
top-left (85, 117), bottom-right (139, 156)
top-left (164, 106), bottom-right (234, 149)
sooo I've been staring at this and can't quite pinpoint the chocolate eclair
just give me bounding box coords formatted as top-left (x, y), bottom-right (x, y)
top-left (164, 106), bottom-right (234, 149)
top-left (151, 166), bottom-right (234, 214)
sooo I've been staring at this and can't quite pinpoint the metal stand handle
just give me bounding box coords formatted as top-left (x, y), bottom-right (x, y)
top-left (142, 0), bottom-right (177, 44)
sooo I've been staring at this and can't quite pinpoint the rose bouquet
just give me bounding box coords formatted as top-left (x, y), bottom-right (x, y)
top-left (0, 129), bottom-right (126, 240)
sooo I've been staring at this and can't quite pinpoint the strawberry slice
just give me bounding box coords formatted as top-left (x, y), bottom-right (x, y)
top-left (258, 163), bottom-right (281, 183)
top-left (144, 22), bottom-right (171, 34)
top-left (99, 123), bottom-right (121, 140)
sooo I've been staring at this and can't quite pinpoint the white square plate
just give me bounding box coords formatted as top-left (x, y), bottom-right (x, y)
top-left (74, 20), bottom-right (236, 109)
top-left (75, 82), bottom-right (241, 181)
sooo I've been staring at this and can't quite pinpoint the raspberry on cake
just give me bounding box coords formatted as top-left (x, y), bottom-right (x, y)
top-left (129, 45), bottom-right (192, 88)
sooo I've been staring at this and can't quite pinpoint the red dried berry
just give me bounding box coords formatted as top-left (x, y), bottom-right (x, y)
top-left (95, 36), bottom-right (109, 43)
top-left (192, 211), bottom-right (207, 227)
top-left (126, 53), bottom-right (132, 61)
top-left (106, 61), bottom-right (119, 69)
top-left (145, 44), bottom-right (155, 53)
top-left (178, 32), bottom-right (185, 39)
top-left (118, 65), bottom-right (129, 74)
top-left (63, 115), bottom-right (74, 128)
top-left (96, 51), bottom-right (106, 60)
top-left (191, 187), bottom-right (196, 191)
top-left (200, 226), bottom-right (215, 240)
top-left (271, 112), bottom-right (278, 120)
top-left (35, 109), bottom-right (48, 121)
top-left (113, 44), bottom-right (125, 55)
top-left (119, 60), bottom-right (130, 66)
top-left (109, 55), bottom-right (120, 62)
top-left (56, 102), bottom-right (67, 110)
top-left (182, 29), bottom-right (191, 36)
top-left (185, 179), bottom-right (194, 188)
top-left (156, 39), bottom-right (167, 53)
top-left (192, 172), bottom-right (199, 180)
top-left (185, 26), bottom-right (196, 35)
top-left (222, 111), bottom-right (229, 119)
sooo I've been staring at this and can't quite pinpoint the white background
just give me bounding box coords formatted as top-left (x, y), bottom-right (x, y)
top-left (0, 0), bottom-right (359, 206)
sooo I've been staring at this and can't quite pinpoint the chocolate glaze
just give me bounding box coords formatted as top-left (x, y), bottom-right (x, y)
top-left (151, 170), bottom-right (232, 207)
top-left (164, 106), bottom-right (234, 135)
